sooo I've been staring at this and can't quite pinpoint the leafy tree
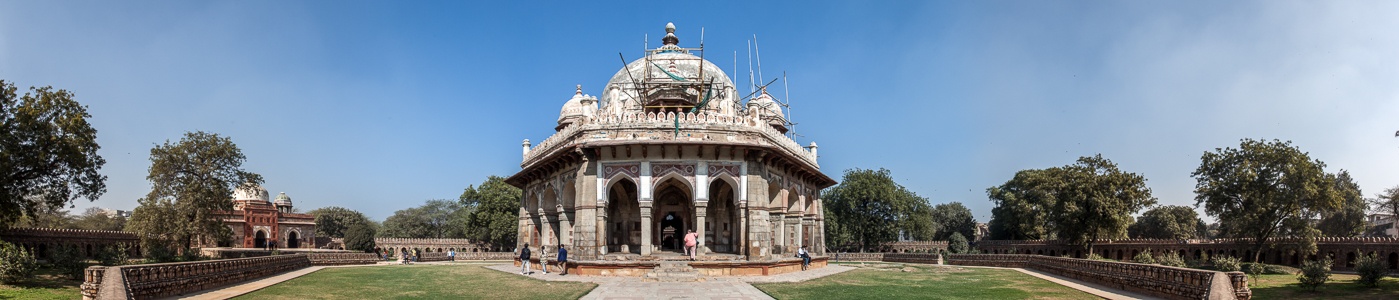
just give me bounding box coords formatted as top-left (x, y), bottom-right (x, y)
top-left (987, 168), bottom-right (1058, 240)
top-left (381, 206), bottom-right (433, 238)
top-left (11, 205), bottom-right (74, 229)
top-left (0, 80), bottom-right (107, 228)
top-left (988, 155), bottom-right (1155, 253)
top-left (0, 241), bottom-right (36, 283)
top-left (1296, 258), bottom-right (1333, 291)
top-left (420, 199), bottom-right (465, 238)
top-left (71, 207), bottom-right (127, 231)
top-left (1372, 185), bottom-right (1399, 235)
top-left (1128, 205), bottom-right (1206, 239)
top-left (308, 206), bottom-right (372, 238)
top-left (931, 202), bottom-right (977, 242)
top-left (126, 131), bottom-right (262, 255)
top-left (947, 232), bottom-right (969, 254)
top-left (822, 168), bottom-right (934, 252)
top-left (461, 176), bottom-right (521, 249)
top-left (1192, 139), bottom-right (1343, 262)
top-left (342, 222), bottom-right (377, 253)
top-left (1353, 251), bottom-right (1388, 287)
top-left (1317, 170), bottom-right (1366, 237)
top-left (48, 244), bottom-right (85, 280)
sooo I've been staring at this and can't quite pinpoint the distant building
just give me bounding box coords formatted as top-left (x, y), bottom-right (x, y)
top-left (201, 183), bottom-right (316, 248)
top-left (974, 222), bottom-right (989, 241)
top-left (98, 208), bottom-right (132, 218)
top-left (1367, 213), bottom-right (1397, 237)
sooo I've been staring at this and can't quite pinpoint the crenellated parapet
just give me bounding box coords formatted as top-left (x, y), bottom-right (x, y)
top-left (522, 111), bottom-right (819, 170)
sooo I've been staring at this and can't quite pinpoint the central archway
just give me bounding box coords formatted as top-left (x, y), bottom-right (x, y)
top-left (254, 230), bottom-right (267, 248)
top-left (286, 230), bottom-right (300, 248)
top-left (652, 177), bottom-right (692, 253)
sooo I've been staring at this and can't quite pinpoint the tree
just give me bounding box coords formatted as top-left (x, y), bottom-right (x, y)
top-left (1372, 186), bottom-right (1399, 236)
top-left (987, 168), bottom-right (1058, 240)
top-left (342, 222), bottom-right (376, 253)
top-left (1128, 205), bottom-right (1206, 239)
top-left (126, 131), bottom-right (262, 254)
top-left (460, 176), bottom-right (521, 249)
top-left (1193, 139), bottom-right (1343, 262)
top-left (11, 205), bottom-right (73, 229)
top-left (71, 207), bottom-right (127, 231)
top-left (1317, 170), bottom-right (1366, 237)
top-left (947, 232), bottom-right (969, 254)
top-left (0, 80), bottom-right (107, 228)
top-left (988, 155), bottom-right (1155, 253)
top-left (381, 206), bottom-right (433, 238)
top-left (308, 206), bottom-right (372, 238)
top-left (822, 168), bottom-right (934, 252)
top-left (931, 202), bottom-right (977, 241)
top-left (420, 199), bottom-right (465, 238)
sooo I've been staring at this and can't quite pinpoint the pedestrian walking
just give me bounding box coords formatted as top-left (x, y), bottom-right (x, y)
top-left (519, 243), bottom-right (532, 275)
top-left (556, 246), bottom-right (569, 275)
top-left (684, 229), bottom-right (698, 261)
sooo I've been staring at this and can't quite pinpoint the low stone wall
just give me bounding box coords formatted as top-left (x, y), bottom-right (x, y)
top-left (82, 254), bottom-right (311, 300)
top-left (830, 252), bottom-right (883, 262)
top-left (455, 251), bottom-right (516, 260)
top-left (947, 254), bottom-right (1251, 300)
top-left (881, 253), bottom-right (942, 264)
top-left (307, 252), bottom-right (381, 265)
top-left (976, 237), bottom-right (1399, 271)
top-left (417, 252), bottom-right (452, 262)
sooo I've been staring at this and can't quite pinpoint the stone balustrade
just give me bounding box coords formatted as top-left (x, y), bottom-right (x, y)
top-left (830, 252), bottom-right (883, 262)
top-left (307, 252), bottom-right (381, 265)
top-left (976, 238), bottom-right (1399, 271)
top-left (83, 254), bottom-right (311, 300)
top-left (947, 254), bottom-right (1251, 300)
top-left (454, 251), bottom-right (517, 260)
top-left (417, 252), bottom-right (452, 262)
top-left (881, 253), bottom-right (943, 264)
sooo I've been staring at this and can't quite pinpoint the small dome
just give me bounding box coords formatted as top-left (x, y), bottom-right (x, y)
top-left (557, 85), bottom-right (598, 129)
top-left (274, 192), bottom-right (293, 207)
top-left (232, 182), bottom-right (270, 202)
top-left (747, 90), bottom-right (788, 133)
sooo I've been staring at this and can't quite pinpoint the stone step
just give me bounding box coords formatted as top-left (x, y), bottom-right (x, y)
top-left (643, 262), bottom-right (703, 282)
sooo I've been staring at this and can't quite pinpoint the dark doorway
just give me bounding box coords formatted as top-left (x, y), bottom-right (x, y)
top-left (254, 230), bottom-right (267, 248)
top-left (287, 231), bottom-right (300, 248)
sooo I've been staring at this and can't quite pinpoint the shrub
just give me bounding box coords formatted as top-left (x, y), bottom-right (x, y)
top-left (1296, 258), bottom-right (1333, 291)
top-left (1211, 256), bottom-right (1242, 272)
top-left (344, 223), bottom-right (377, 253)
top-left (1245, 263), bottom-right (1265, 285)
top-left (48, 244), bottom-right (87, 280)
top-left (1086, 253), bottom-right (1113, 261)
top-left (1157, 251), bottom-right (1187, 268)
top-left (179, 248), bottom-right (206, 262)
top-left (1240, 262), bottom-right (1293, 275)
top-left (0, 242), bottom-right (38, 283)
top-left (1133, 249), bottom-right (1157, 265)
top-left (1354, 251), bottom-right (1388, 288)
top-left (96, 244), bottom-right (130, 266)
top-left (948, 233), bottom-right (969, 254)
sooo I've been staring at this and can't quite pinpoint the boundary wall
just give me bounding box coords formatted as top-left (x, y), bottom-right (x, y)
top-left (948, 254), bottom-right (1250, 300)
top-left (976, 237), bottom-right (1399, 271)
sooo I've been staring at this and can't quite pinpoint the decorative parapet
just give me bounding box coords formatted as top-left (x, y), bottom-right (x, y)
top-left (455, 252), bottom-right (516, 260)
top-left (417, 252), bottom-right (452, 262)
top-left (103, 254), bottom-right (312, 299)
top-left (521, 112), bottom-right (819, 169)
top-left (307, 252), bottom-right (380, 265)
top-left (947, 254), bottom-right (1251, 300)
top-left (81, 266), bottom-right (105, 300)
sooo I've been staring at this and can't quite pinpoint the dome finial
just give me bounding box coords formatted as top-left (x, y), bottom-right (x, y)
top-left (576, 84), bottom-right (582, 95)
top-left (662, 22), bottom-right (679, 46)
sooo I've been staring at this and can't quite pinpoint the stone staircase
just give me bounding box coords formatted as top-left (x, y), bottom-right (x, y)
top-left (643, 261), bottom-right (704, 282)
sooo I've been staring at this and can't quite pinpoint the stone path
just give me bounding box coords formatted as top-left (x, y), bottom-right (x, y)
top-left (482, 263), bottom-right (856, 300)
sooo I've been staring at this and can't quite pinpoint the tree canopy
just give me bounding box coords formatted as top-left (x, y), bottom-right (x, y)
top-left (1192, 139), bottom-right (1343, 262)
top-left (931, 202), bottom-right (977, 242)
top-left (125, 131), bottom-right (262, 253)
top-left (0, 80), bottom-right (106, 228)
top-left (1316, 170), bottom-right (1366, 237)
top-left (988, 154), bottom-right (1155, 252)
top-left (460, 176), bottom-right (521, 249)
top-left (308, 206), bottom-right (373, 238)
top-left (822, 168), bottom-right (934, 252)
top-left (380, 199), bottom-right (465, 239)
top-left (342, 222), bottom-right (377, 253)
top-left (1127, 205), bottom-right (1206, 239)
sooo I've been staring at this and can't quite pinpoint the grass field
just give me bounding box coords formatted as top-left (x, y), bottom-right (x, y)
top-left (1250, 273), bottom-right (1399, 299)
top-left (0, 266), bottom-right (82, 300)
top-left (754, 263), bottom-right (1096, 300)
top-left (234, 263), bottom-right (596, 300)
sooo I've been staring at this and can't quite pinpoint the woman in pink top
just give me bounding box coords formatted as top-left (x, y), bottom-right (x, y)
top-left (684, 229), bottom-right (698, 261)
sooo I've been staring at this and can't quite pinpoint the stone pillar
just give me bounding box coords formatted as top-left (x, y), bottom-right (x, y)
top-left (640, 202), bottom-right (653, 256)
top-left (538, 208), bottom-right (553, 249)
top-left (695, 202), bottom-right (708, 255)
top-left (597, 207), bottom-right (608, 255)
top-left (557, 209), bottom-right (572, 248)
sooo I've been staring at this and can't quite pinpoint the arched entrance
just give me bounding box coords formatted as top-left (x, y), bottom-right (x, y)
top-left (605, 178), bottom-right (641, 254)
top-left (254, 230), bottom-right (267, 248)
top-left (286, 231), bottom-right (300, 248)
top-left (652, 177), bottom-right (692, 253)
top-left (707, 178), bottom-right (740, 254)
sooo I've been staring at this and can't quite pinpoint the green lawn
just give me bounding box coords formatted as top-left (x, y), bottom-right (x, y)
top-left (755, 263), bottom-right (1096, 300)
top-left (1251, 273), bottom-right (1399, 299)
top-left (0, 267), bottom-right (82, 300)
top-left (236, 263), bottom-right (596, 300)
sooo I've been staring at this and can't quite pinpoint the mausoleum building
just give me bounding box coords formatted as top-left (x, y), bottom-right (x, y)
top-left (506, 23), bottom-right (834, 262)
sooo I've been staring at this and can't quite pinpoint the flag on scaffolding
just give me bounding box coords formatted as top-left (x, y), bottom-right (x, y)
top-left (676, 79), bottom-right (714, 137)
top-left (651, 62), bottom-right (687, 81)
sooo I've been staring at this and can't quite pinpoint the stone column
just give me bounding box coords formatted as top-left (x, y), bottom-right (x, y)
top-left (558, 210), bottom-right (572, 248)
top-left (597, 207), bottom-right (608, 255)
top-left (538, 208), bottom-right (553, 249)
top-left (695, 202), bottom-right (708, 255)
top-left (640, 202), bottom-right (653, 256)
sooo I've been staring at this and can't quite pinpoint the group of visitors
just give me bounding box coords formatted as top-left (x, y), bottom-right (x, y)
top-left (518, 243), bottom-right (568, 275)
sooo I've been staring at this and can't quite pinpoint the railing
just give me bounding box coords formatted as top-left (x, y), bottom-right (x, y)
top-left (89, 254), bottom-right (311, 299)
top-left (522, 112), bottom-right (819, 168)
top-left (947, 254), bottom-right (1251, 300)
top-left (454, 252), bottom-right (517, 260)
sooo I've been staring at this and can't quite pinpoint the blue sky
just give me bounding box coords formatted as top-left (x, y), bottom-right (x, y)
top-left (2, 1), bottom-right (1396, 223)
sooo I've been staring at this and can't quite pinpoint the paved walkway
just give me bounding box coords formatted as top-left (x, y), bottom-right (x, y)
top-left (482, 263), bottom-right (856, 300)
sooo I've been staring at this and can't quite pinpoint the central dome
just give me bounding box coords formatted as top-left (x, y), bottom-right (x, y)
top-left (598, 24), bottom-right (739, 117)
